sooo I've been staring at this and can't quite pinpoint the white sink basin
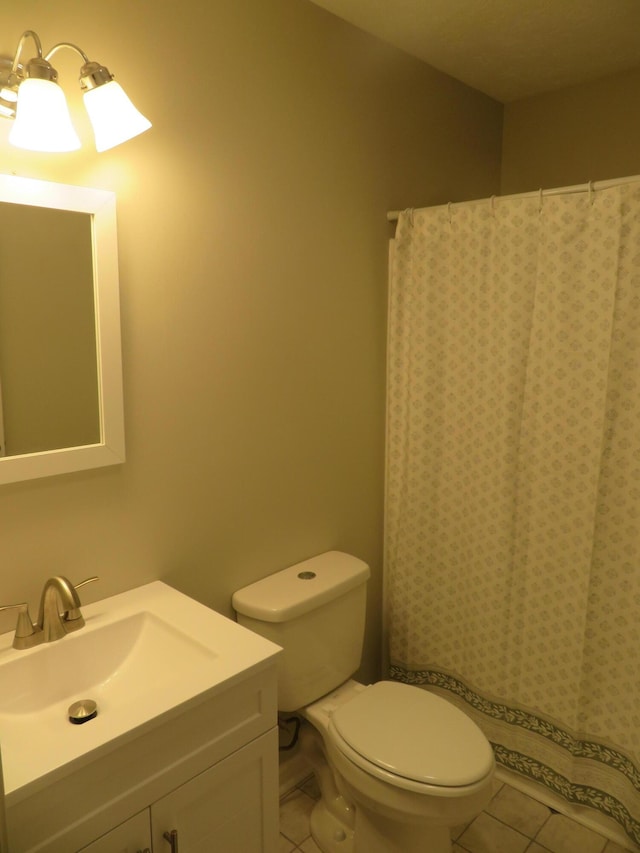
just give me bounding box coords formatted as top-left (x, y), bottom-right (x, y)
top-left (0, 581), bottom-right (280, 797)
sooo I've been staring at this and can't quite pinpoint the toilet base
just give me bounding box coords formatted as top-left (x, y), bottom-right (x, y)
top-left (298, 721), bottom-right (356, 853)
top-left (309, 796), bottom-right (452, 853)
top-left (354, 807), bottom-right (451, 853)
top-left (310, 799), bottom-right (355, 853)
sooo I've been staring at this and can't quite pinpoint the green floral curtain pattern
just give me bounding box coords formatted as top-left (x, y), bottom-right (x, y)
top-left (385, 183), bottom-right (640, 848)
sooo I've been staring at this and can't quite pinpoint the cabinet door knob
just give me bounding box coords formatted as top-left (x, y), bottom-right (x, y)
top-left (163, 829), bottom-right (179, 852)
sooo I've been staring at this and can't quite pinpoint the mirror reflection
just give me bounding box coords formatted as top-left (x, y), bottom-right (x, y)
top-left (0, 175), bottom-right (124, 486)
top-left (0, 204), bottom-right (100, 456)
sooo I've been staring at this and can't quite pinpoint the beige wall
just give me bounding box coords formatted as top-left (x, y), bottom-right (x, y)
top-left (502, 66), bottom-right (640, 194)
top-left (0, 0), bottom-right (502, 682)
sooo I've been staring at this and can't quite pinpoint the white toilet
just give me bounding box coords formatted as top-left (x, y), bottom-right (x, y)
top-left (232, 551), bottom-right (495, 853)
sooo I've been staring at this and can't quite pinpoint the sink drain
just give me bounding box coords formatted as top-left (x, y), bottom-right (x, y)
top-left (68, 699), bottom-right (98, 725)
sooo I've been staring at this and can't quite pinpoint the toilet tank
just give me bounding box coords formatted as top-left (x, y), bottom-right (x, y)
top-left (232, 551), bottom-right (370, 712)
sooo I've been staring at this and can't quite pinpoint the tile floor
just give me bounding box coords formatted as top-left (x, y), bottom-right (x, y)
top-left (279, 775), bottom-right (633, 853)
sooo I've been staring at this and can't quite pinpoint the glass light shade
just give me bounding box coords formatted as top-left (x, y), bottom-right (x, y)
top-left (0, 84), bottom-right (18, 119)
top-left (9, 78), bottom-right (80, 152)
top-left (83, 80), bottom-right (151, 152)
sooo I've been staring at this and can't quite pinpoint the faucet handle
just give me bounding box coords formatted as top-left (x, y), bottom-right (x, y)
top-left (0, 602), bottom-right (38, 650)
top-left (73, 576), bottom-right (99, 595)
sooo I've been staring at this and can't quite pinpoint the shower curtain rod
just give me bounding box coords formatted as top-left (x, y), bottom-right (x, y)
top-left (386, 173), bottom-right (640, 222)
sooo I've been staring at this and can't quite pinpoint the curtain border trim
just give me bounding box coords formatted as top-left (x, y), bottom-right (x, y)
top-left (390, 665), bottom-right (640, 846)
top-left (494, 745), bottom-right (640, 847)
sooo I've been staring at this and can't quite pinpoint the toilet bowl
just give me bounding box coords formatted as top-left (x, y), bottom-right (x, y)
top-left (301, 679), bottom-right (494, 853)
top-left (232, 551), bottom-right (495, 853)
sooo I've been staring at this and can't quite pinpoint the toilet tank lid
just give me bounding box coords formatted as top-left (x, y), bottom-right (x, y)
top-left (232, 551), bottom-right (370, 622)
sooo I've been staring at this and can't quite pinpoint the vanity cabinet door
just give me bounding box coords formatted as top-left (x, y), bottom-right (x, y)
top-left (77, 809), bottom-right (151, 852)
top-left (151, 728), bottom-right (278, 853)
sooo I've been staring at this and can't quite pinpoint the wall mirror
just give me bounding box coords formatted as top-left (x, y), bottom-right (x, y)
top-left (0, 174), bottom-right (124, 485)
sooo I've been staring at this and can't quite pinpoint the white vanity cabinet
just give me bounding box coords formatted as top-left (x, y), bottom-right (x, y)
top-left (79, 730), bottom-right (277, 853)
top-left (77, 811), bottom-right (151, 852)
top-left (150, 731), bottom-right (277, 852)
top-left (7, 664), bottom-right (279, 853)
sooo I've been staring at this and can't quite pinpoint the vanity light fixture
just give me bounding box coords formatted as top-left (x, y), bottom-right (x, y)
top-left (0, 30), bottom-right (151, 152)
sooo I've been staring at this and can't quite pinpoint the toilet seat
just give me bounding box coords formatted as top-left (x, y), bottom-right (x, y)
top-left (328, 681), bottom-right (494, 790)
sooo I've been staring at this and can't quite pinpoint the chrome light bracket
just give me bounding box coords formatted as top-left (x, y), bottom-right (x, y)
top-left (79, 60), bottom-right (114, 92)
top-left (23, 56), bottom-right (58, 82)
top-left (0, 30), bottom-right (45, 119)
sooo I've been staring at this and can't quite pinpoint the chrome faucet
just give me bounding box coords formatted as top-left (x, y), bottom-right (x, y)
top-left (38, 576), bottom-right (88, 643)
top-left (0, 576), bottom-right (98, 649)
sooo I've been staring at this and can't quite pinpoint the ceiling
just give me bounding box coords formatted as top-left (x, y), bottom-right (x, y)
top-left (308, 0), bottom-right (640, 102)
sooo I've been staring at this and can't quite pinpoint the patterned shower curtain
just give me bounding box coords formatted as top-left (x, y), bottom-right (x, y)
top-left (385, 182), bottom-right (640, 848)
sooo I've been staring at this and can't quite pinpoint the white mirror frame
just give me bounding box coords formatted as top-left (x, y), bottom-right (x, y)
top-left (0, 174), bottom-right (124, 485)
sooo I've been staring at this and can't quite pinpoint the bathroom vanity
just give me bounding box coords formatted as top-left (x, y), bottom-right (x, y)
top-left (0, 582), bottom-right (281, 852)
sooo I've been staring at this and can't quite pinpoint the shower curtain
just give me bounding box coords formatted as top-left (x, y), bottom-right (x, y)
top-left (385, 181), bottom-right (640, 848)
